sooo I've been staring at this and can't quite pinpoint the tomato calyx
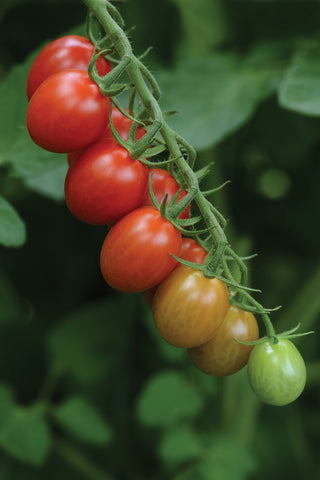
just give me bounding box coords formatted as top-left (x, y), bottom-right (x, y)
top-left (234, 322), bottom-right (314, 347)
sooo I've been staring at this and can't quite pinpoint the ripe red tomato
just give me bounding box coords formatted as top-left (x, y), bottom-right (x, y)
top-left (142, 168), bottom-right (189, 219)
top-left (26, 70), bottom-right (110, 153)
top-left (100, 206), bottom-right (182, 292)
top-left (188, 305), bottom-right (259, 376)
top-left (65, 139), bottom-right (148, 225)
top-left (152, 265), bottom-right (229, 348)
top-left (143, 237), bottom-right (207, 308)
top-left (179, 238), bottom-right (207, 264)
top-left (27, 35), bottom-right (111, 100)
top-left (67, 107), bottom-right (145, 166)
top-left (247, 338), bottom-right (307, 406)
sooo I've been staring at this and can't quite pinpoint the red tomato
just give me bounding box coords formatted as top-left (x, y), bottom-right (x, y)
top-left (26, 70), bottom-right (110, 153)
top-left (152, 265), bottom-right (229, 348)
top-left (142, 168), bottom-right (189, 219)
top-left (27, 35), bottom-right (111, 100)
top-left (179, 238), bottom-right (207, 264)
top-left (100, 206), bottom-right (182, 292)
top-left (64, 139), bottom-right (148, 225)
top-left (67, 107), bottom-right (145, 166)
top-left (188, 305), bottom-right (259, 376)
top-left (143, 238), bottom-right (207, 308)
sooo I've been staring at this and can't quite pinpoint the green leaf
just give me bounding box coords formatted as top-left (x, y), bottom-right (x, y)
top-left (136, 370), bottom-right (204, 428)
top-left (203, 434), bottom-right (257, 480)
top-left (158, 424), bottom-right (203, 467)
top-left (0, 195), bottom-right (26, 247)
top-left (0, 385), bottom-right (51, 466)
top-left (5, 128), bottom-right (68, 202)
top-left (171, 0), bottom-right (229, 55)
top-left (279, 41), bottom-right (320, 116)
top-left (173, 435), bottom-right (257, 480)
top-left (52, 396), bottom-right (112, 446)
top-left (0, 49), bottom-right (67, 201)
top-left (47, 297), bottom-right (136, 385)
top-left (157, 41), bottom-right (290, 150)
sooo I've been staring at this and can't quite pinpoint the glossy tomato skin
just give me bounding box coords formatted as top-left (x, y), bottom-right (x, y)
top-left (65, 139), bottom-right (148, 225)
top-left (143, 237), bottom-right (207, 308)
top-left (247, 338), bottom-right (306, 406)
top-left (67, 107), bottom-right (145, 166)
top-left (142, 168), bottom-right (189, 220)
top-left (27, 70), bottom-right (110, 153)
top-left (27, 35), bottom-right (111, 100)
top-left (100, 206), bottom-right (182, 292)
top-left (188, 306), bottom-right (259, 376)
top-left (179, 238), bottom-right (207, 264)
top-left (152, 265), bottom-right (229, 348)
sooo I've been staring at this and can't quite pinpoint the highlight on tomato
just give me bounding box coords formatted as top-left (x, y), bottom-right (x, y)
top-left (188, 305), bottom-right (259, 376)
top-left (26, 70), bottom-right (110, 153)
top-left (141, 168), bottom-right (189, 220)
top-left (143, 237), bottom-right (207, 308)
top-left (100, 206), bottom-right (182, 293)
top-left (65, 139), bottom-right (148, 226)
top-left (247, 338), bottom-right (307, 406)
top-left (152, 265), bottom-right (229, 348)
top-left (26, 35), bottom-right (111, 100)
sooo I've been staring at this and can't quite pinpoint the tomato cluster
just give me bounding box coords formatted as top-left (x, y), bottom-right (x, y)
top-left (26, 34), bottom-right (306, 405)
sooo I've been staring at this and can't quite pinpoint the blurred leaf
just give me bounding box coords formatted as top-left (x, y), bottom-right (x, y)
top-left (157, 41), bottom-right (290, 150)
top-left (5, 128), bottom-right (67, 201)
top-left (279, 40), bottom-right (320, 116)
top-left (173, 434), bottom-right (256, 480)
top-left (171, 0), bottom-right (229, 55)
top-left (0, 45), bottom-right (67, 201)
top-left (204, 434), bottom-right (256, 480)
top-left (47, 297), bottom-right (136, 385)
top-left (137, 370), bottom-right (204, 428)
top-left (0, 384), bottom-right (51, 466)
top-left (52, 395), bottom-right (112, 446)
top-left (0, 195), bottom-right (26, 247)
top-left (158, 424), bottom-right (203, 467)
top-left (0, 269), bottom-right (24, 324)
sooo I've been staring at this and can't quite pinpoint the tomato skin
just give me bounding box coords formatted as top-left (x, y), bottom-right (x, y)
top-left (143, 238), bottom-right (207, 308)
top-left (188, 306), bottom-right (259, 376)
top-left (27, 35), bottom-right (111, 100)
top-left (179, 238), bottom-right (207, 264)
top-left (247, 338), bottom-right (307, 406)
top-left (100, 206), bottom-right (182, 292)
top-left (26, 70), bottom-right (110, 153)
top-left (67, 107), bottom-right (145, 166)
top-left (65, 139), bottom-right (148, 225)
top-left (152, 265), bottom-right (229, 348)
top-left (142, 168), bottom-right (189, 220)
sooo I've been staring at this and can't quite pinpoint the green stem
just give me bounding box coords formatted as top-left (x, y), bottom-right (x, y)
top-left (82, 0), bottom-right (276, 338)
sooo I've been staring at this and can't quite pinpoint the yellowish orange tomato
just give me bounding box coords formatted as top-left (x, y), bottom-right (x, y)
top-left (188, 305), bottom-right (259, 376)
top-left (152, 265), bottom-right (229, 348)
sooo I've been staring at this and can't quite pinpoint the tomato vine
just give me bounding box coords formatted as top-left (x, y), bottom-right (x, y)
top-left (82, 0), bottom-right (307, 345)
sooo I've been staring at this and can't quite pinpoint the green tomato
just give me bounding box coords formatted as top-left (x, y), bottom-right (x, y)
top-left (247, 338), bottom-right (306, 406)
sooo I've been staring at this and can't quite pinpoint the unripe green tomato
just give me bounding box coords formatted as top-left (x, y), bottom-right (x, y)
top-left (247, 338), bottom-right (307, 406)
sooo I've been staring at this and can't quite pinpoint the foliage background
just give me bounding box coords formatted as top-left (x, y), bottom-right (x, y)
top-left (0, 0), bottom-right (319, 479)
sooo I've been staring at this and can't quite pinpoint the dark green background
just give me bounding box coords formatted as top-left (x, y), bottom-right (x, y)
top-left (0, 1), bottom-right (319, 479)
